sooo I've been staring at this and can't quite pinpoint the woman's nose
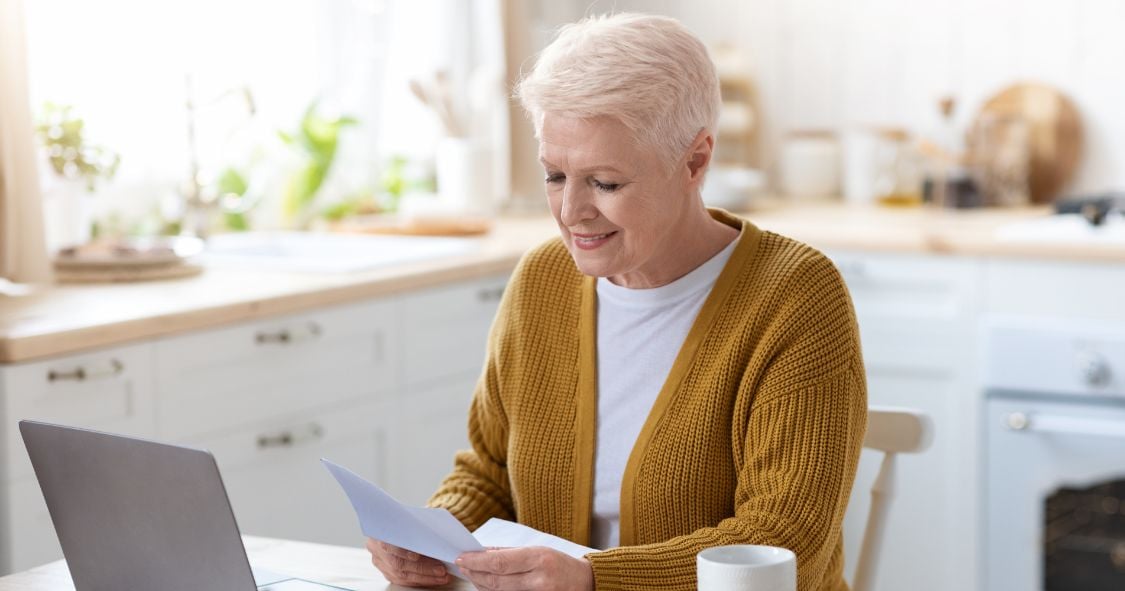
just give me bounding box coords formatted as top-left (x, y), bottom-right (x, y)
top-left (559, 183), bottom-right (597, 226)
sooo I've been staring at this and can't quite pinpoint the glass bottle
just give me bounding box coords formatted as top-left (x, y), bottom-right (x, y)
top-left (873, 128), bottom-right (923, 207)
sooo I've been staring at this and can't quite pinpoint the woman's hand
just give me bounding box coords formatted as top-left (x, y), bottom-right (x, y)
top-left (365, 538), bottom-right (450, 587)
top-left (456, 546), bottom-right (594, 591)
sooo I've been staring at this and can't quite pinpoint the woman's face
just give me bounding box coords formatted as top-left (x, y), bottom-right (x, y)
top-left (539, 113), bottom-right (697, 288)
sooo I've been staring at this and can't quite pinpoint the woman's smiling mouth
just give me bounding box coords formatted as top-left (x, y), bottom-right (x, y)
top-left (571, 231), bottom-right (618, 250)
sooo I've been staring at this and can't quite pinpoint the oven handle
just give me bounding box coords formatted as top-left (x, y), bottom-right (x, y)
top-left (1005, 411), bottom-right (1125, 439)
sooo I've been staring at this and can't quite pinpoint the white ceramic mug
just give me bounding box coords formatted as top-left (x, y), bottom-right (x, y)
top-left (697, 545), bottom-right (797, 591)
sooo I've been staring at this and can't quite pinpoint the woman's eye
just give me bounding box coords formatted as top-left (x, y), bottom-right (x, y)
top-left (594, 180), bottom-right (620, 193)
top-left (545, 173), bottom-right (565, 185)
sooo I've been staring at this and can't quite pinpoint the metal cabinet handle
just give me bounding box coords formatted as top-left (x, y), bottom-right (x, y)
top-left (47, 359), bottom-right (124, 383)
top-left (476, 286), bottom-right (505, 302)
top-left (256, 422), bottom-right (325, 449)
top-left (1005, 412), bottom-right (1125, 440)
top-left (255, 322), bottom-right (322, 345)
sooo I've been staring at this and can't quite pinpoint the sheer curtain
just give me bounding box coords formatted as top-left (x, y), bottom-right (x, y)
top-left (0, 0), bottom-right (51, 283)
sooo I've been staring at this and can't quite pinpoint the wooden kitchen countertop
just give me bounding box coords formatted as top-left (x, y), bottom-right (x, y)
top-left (1, 203), bottom-right (1121, 364)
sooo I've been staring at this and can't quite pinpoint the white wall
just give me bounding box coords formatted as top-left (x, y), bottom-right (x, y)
top-left (550, 0), bottom-right (1125, 196)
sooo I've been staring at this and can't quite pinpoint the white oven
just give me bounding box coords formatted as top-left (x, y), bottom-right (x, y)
top-left (985, 318), bottom-right (1125, 590)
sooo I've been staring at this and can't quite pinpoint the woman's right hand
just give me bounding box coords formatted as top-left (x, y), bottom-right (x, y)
top-left (366, 538), bottom-right (451, 587)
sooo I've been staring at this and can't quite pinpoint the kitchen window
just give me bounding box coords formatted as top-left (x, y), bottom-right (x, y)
top-left (23, 0), bottom-right (507, 243)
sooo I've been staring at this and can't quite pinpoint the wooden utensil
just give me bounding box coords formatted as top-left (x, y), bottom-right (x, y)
top-left (408, 75), bottom-right (462, 137)
top-left (970, 83), bottom-right (1083, 204)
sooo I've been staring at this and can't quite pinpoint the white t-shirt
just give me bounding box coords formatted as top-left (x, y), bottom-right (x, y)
top-left (590, 235), bottom-right (740, 549)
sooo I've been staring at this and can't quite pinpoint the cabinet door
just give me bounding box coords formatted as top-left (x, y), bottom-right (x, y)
top-left (0, 342), bottom-right (157, 574)
top-left (1, 342), bottom-right (157, 485)
top-left (828, 251), bottom-right (983, 591)
top-left (400, 274), bottom-right (508, 388)
top-left (385, 377), bottom-right (476, 506)
top-left (190, 401), bottom-right (389, 547)
top-left (2, 478), bottom-right (60, 574)
top-left (155, 299), bottom-right (396, 443)
top-left (390, 274), bottom-right (507, 506)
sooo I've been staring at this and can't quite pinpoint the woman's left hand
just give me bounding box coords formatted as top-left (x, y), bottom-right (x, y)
top-left (455, 546), bottom-right (594, 591)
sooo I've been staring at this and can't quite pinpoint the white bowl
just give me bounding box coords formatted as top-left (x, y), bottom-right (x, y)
top-left (703, 166), bottom-right (764, 211)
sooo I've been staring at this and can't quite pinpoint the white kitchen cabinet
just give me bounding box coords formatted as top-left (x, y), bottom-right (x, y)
top-left (0, 342), bottom-right (157, 573)
top-left (400, 275), bottom-right (506, 388)
top-left (386, 377), bottom-right (476, 506)
top-left (154, 298), bottom-right (398, 547)
top-left (195, 400), bottom-right (391, 546)
top-left (0, 274), bottom-right (511, 576)
top-left (388, 274), bottom-right (508, 505)
top-left (985, 258), bottom-right (1125, 322)
top-left (154, 299), bottom-right (397, 443)
top-left (3, 478), bottom-right (59, 576)
top-left (828, 251), bottom-right (983, 591)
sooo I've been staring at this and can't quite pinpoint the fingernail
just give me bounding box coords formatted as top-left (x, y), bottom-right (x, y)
top-left (455, 557), bottom-right (464, 565)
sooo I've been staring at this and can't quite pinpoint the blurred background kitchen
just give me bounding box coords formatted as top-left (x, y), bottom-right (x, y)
top-left (6, 0), bottom-right (1125, 249)
top-left (2, 1), bottom-right (1124, 591)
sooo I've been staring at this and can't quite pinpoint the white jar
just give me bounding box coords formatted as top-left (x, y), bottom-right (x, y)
top-left (435, 137), bottom-right (494, 215)
top-left (843, 127), bottom-right (880, 205)
top-left (779, 131), bottom-right (841, 200)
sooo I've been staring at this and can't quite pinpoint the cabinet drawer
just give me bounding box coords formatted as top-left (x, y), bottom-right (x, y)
top-left (1, 343), bottom-right (156, 484)
top-left (187, 400), bottom-right (389, 545)
top-left (827, 251), bottom-right (980, 371)
top-left (401, 274), bottom-right (508, 388)
top-left (985, 259), bottom-right (1125, 321)
top-left (155, 299), bottom-right (397, 442)
top-left (829, 251), bottom-right (979, 321)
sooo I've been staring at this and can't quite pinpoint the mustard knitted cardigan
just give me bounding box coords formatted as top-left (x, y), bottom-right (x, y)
top-left (429, 210), bottom-right (867, 591)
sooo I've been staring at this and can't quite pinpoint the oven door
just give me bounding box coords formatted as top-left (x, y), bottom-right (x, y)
top-left (987, 392), bottom-right (1125, 591)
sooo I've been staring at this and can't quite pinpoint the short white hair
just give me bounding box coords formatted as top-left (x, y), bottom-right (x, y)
top-left (516, 13), bottom-right (721, 167)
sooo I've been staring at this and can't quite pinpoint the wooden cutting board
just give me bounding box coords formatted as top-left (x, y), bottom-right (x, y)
top-left (331, 215), bottom-right (492, 237)
top-left (971, 82), bottom-right (1083, 204)
top-left (54, 262), bottom-right (203, 283)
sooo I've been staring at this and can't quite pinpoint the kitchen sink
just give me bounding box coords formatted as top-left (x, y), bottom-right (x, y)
top-left (201, 231), bottom-right (479, 273)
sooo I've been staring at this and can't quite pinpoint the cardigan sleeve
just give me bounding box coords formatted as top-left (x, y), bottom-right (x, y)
top-left (426, 280), bottom-right (517, 529)
top-left (586, 254), bottom-right (868, 591)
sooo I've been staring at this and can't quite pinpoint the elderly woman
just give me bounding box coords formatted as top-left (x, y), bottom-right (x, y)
top-left (368, 13), bottom-right (866, 591)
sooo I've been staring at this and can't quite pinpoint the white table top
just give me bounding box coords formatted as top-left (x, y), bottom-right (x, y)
top-left (0, 536), bottom-right (473, 591)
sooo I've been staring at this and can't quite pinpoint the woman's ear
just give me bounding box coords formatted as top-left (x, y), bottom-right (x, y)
top-left (685, 129), bottom-right (714, 186)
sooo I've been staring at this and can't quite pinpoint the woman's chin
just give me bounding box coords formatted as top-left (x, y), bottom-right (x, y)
top-left (567, 251), bottom-right (617, 279)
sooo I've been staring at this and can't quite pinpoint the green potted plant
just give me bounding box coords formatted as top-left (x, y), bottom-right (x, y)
top-left (278, 102), bottom-right (357, 228)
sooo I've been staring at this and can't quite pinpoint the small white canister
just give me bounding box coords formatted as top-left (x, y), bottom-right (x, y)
top-left (779, 130), bottom-right (841, 200)
top-left (842, 127), bottom-right (880, 205)
top-left (435, 137), bottom-right (494, 215)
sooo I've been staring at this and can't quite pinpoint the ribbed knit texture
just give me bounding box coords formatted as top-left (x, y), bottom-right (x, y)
top-left (428, 209), bottom-right (867, 591)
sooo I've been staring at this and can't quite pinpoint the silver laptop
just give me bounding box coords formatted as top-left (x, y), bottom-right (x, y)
top-left (19, 420), bottom-right (346, 591)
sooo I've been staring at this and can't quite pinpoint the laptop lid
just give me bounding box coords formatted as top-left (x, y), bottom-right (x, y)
top-left (19, 420), bottom-right (258, 591)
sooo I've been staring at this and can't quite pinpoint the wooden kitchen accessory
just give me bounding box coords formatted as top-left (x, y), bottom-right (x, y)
top-left (52, 236), bottom-right (204, 283)
top-left (331, 214), bottom-right (492, 237)
top-left (969, 83), bottom-right (1083, 204)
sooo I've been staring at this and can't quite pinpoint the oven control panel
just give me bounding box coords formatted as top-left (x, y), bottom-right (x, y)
top-left (984, 316), bottom-right (1125, 398)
